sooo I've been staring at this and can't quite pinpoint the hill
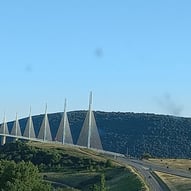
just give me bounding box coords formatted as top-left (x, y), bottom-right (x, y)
top-left (5, 111), bottom-right (191, 158)
top-left (0, 141), bottom-right (145, 191)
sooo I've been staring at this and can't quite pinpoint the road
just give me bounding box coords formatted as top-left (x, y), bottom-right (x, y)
top-left (117, 156), bottom-right (191, 191)
top-left (130, 159), bottom-right (191, 178)
top-left (118, 157), bottom-right (164, 191)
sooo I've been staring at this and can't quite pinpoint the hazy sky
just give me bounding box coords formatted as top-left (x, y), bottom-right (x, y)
top-left (1, 0), bottom-right (191, 120)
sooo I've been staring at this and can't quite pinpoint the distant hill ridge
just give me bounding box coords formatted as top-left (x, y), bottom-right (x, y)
top-left (5, 111), bottom-right (191, 158)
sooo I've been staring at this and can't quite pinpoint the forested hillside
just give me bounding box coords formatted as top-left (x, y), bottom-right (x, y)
top-left (6, 111), bottom-right (191, 158)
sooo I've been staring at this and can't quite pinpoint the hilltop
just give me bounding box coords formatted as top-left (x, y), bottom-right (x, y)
top-left (6, 111), bottom-right (191, 158)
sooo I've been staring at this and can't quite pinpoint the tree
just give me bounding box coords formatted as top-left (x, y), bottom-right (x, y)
top-left (92, 184), bottom-right (99, 191)
top-left (90, 174), bottom-right (107, 191)
top-left (100, 173), bottom-right (107, 191)
top-left (0, 160), bottom-right (51, 191)
top-left (105, 159), bottom-right (113, 168)
top-left (141, 152), bottom-right (152, 160)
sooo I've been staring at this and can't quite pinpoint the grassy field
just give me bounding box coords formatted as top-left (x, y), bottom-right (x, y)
top-left (43, 167), bottom-right (144, 191)
top-left (29, 141), bottom-right (146, 191)
top-left (29, 141), bottom-right (110, 163)
top-left (155, 171), bottom-right (191, 191)
top-left (146, 158), bottom-right (191, 171)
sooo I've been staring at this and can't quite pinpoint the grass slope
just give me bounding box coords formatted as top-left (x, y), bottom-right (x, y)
top-left (0, 141), bottom-right (145, 191)
top-left (147, 158), bottom-right (191, 171)
top-left (155, 171), bottom-right (191, 191)
top-left (30, 142), bottom-right (145, 191)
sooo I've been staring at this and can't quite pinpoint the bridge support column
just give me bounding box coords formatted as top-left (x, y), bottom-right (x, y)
top-left (1, 135), bottom-right (6, 145)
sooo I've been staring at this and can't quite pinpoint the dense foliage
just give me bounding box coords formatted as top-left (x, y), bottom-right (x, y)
top-left (0, 160), bottom-right (51, 191)
top-left (0, 141), bottom-right (107, 172)
top-left (7, 111), bottom-right (191, 158)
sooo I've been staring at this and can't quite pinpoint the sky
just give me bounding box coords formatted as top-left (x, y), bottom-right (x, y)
top-left (0, 0), bottom-right (191, 121)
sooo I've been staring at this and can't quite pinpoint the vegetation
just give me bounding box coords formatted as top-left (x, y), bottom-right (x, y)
top-left (65, 173), bottom-right (107, 191)
top-left (0, 141), bottom-right (145, 191)
top-left (8, 110), bottom-right (191, 158)
top-left (44, 167), bottom-right (144, 191)
top-left (0, 141), bottom-right (106, 172)
top-left (0, 160), bottom-right (51, 191)
top-left (141, 153), bottom-right (152, 160)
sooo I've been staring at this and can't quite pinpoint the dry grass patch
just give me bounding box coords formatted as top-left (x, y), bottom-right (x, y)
top-left (29, 141), bottom-right (104, 161)
top-left (155, 171), bottom-right (191, 191)
top-left (147, 159), bottom-right (191, 171)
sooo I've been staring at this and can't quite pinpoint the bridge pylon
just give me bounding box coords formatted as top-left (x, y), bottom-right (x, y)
top-left (56, 99), bottom-right (73, 144)
top-left (23, 107), bottom-right (36, 139)
top-left (0, 113), bottom-right (9, 145)
top-left (37, 104), bottom-right (52, 141)
top-left (77, 92), bottom-right (102, 150)
top-left (11, 113), bottom-right (22, 141)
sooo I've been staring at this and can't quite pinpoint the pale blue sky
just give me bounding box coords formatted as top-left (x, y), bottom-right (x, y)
top-left (0, 0), bottom-right (191, 120)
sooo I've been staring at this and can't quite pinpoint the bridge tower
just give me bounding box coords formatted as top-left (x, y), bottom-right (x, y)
top-left (56, 99), bottom-right (73, 144)
top-left (23, 107), bottom-right (36, 139)
top-left (37, 104), bottom-right (52, 141)
top-left (77, 92), bottom-right (102, 150)
top-left (0, 113), bottom-right (9, 145)
top-left (11, 113), bottom-right (22, 141)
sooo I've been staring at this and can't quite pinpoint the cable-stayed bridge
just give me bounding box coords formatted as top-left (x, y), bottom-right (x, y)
top-left (0, 93), bottom-right (103, 151)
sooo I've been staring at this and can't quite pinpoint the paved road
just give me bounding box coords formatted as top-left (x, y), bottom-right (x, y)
top-left (117, 156), bottom-right (191, 191)
top-left (130, 159), bottom-right (191, 178)
top-left (118, 157), bottom-right (164, 191)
